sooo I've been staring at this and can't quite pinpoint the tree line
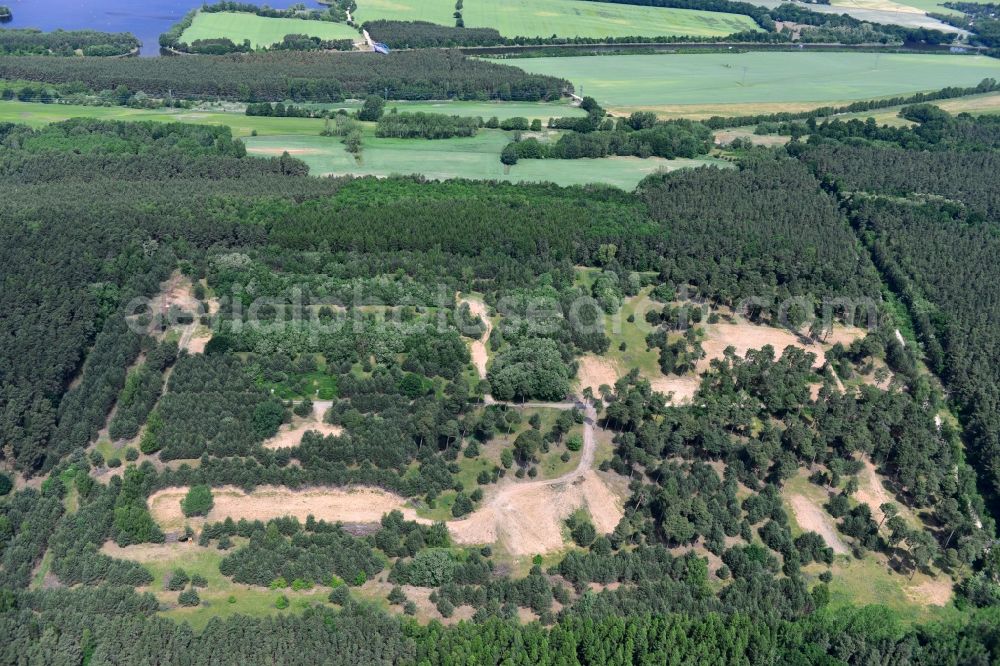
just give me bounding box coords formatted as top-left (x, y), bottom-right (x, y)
top-left (0, 27), bottom-right (139, 56)
top-left (0, 50), bottom-right (568, 102)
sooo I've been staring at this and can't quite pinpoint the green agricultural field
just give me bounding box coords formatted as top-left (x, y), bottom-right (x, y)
top-left (506, 52), bottom-right (1000, 116)
top-left (354, 0), bottom-right (759, 38)
top-left (179, 11), bottom-right (358, 49)
top-left (243, 132), bottom-right (730, 188)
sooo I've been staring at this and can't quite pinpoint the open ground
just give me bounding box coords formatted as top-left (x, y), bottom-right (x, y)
top-left (179, 11), bottom-right (358, 49)
top-left (354, 0), bottom-right (759, 38)
top-left (505, 52), bottom-right (1000, 117)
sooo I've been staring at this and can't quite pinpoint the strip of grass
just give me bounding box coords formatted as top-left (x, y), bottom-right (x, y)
top-left (180, 11), bottom-right (358, 49)
top-left (355, 0), bottom-right (759, 38)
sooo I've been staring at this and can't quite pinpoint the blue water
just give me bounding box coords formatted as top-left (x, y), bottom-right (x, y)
top-left (2, 0), bottom-right (326, 55)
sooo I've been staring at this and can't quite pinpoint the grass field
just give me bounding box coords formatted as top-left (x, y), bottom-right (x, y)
top-left (179, 11), bottom-right (358, 49)
top-left (354, 0), bottom-right (759, 38)
top-left (308, 99), bottom-right (588, 122)
top-left (0, 100), bottom-right (584, 136)
top-left (506, 52), bottom-right (1000, 116)
top-left (244, 132), bottom-right (729, 188)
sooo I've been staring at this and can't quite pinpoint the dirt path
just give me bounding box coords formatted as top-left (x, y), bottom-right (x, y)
top-left (458, 295), bottom-right (492, 382)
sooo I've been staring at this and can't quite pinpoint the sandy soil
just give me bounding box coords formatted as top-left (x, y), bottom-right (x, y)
top-left (262, 418), bottom-right (344, 450)
top-left (788, 494), bottom-right (849, 555)
top-left (904, 578), bottom-right (953, 607)
top-left (648, 375), bottom-right (701, 405)
top-left (854, 457), bottom-right (895, 525)
top-left (458, 295), bottom-right (491, 381)
top-left (577, 354), bottom-right (620, 396)
top-left (448, 402), bottom-right (624, 556)
top-left (148, 485), bottom-right (425, 531)
top-left (144, 271), bottom-right (215, 354)
top-left (696, 319), bottom-right (864, 374)
top-left (101, 540), bottom-right (203, 564)
top-left (449, 470), bottom-right (623, 556)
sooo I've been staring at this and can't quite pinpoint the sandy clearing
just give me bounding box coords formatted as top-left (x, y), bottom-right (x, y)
top-left (448, 402), bottom-right (623, 556)
top-left (262, 420), bottom-right (345, 450)
top-left (696, 319), bottom-right (864, 373)
top-left (458, 295), bottom-right (492, 381)
top-left (100, 540), bottom-right (204, 564)
top-left (788, 494), bottom-right (849, 555)
top-left (449, 470), bottom-right (623, 556)
top-left (648, 374), bottom-right (701, 405)
top-left (577, 354), bottom-right (620, 397)
top-left (854, 457), bottom-right (895, 525)
top-left (148, 485), bottom-right (426, 531)
top-left (904, 578), bottom-right (953, 607)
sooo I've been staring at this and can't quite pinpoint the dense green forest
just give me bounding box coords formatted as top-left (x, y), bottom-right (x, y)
top-left (0, 50), bottom-right (567, 102)
top-left (0, 28), bottom-right (139, 56)
top-left (2, 79), bottom-right (1000, 661)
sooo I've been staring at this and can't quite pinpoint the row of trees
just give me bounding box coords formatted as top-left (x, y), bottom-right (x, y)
top-left (0, 50), bottom-right (568, 102)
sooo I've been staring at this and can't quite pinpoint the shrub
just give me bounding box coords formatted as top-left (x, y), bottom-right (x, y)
top-left (329, 585), bottom-right (350, 605)
top-left (275, 595), bottom-right (289, 609)
top-left (178, 588), bottom-right (200, 606)
top-left (181, 484), bottom-right (214, 517)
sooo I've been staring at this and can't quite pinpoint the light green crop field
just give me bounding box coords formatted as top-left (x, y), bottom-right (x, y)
top-left (355, 0), bottom-right (759, 38)
top-left (505, 52), bottom-right (1000, 116)
top-left (244, 132), bottom-right (730, 188)
top-left (179, 11), bottom-right (358, 48)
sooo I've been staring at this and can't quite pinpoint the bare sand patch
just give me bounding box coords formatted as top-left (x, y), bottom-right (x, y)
top-left (854, 457), bottom-right (895, 525)
top-left (904, 578), bottom-right (953, 607)
top-left (101, 540), bottom-right (202, 564)
top-left (458, 295), bottom-right (492, 380)
top-left (696, 319), bottom-right (864, 373)
top-left (148, 485), bottom-right (424, 531)
top-left (788, 494), bottom-right (849, 554)
top-left (577, 354), bottom-right (620, 396)
top-left (648, 374), bottom-right (700, 405)
top-left (262, 419), bottom-right (344, 450)
top-left (449, 470), bottom-right (624, 556)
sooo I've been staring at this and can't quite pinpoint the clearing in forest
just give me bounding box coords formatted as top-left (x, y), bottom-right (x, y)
top-left (458, 294), bottom-right (492, 381)
top-left (244, 133), bottom-right (728, 189)
top-left (148, 485), bottom-right (425, 530)
top-left (787, 493), bottom-right (850, 555)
